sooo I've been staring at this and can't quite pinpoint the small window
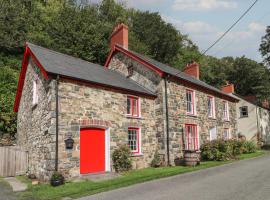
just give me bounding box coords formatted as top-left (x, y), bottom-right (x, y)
top-left (128, 127), bottom-right (140, 154)
top-left (222, 101), bottom-right (229, 121)
top-left (209, 127), bottom-right (217, 141)
top-left (186, 90), bottom-right (195, 115)
top-left (127, 96), bottom-right (140, 117)
top-left (127, 65), bottom-right (134, 77)
top-left (185, 124), bottom-right (199, 150)
top-left (32, 76), bottom-right (39, 105)
top-left (239, 106), bottom-right (248, 118)
top-left (223, 128), bottom-right (230, 140)
top-left (207, 96), bottom-right (215, 118)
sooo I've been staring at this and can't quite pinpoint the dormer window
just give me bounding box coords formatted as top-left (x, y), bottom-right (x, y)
top-left (127, 64), bottom-right (134, 77)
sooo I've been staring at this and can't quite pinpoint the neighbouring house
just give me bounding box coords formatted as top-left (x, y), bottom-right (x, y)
top-left (221, 83), bottom-right (270, 146)
top-left (14, 23), bottom-right (238, 181)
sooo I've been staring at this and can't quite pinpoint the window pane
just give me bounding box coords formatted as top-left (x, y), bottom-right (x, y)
top-left (133, 99), bottom-right (138, 116)
top-left (128, 129), bottom-right (138, 152)
top-left (127, 98), bottom-right (131, 114)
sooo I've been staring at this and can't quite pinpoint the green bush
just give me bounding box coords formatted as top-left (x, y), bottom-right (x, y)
top-left (201, 139), bottom-right (246, 161)
top-left (112, 145), bottom-right (132, 172)
top-left (242, 141), bottom-right (257, 153)
top-left (150, 151), bottom-right (161, 168)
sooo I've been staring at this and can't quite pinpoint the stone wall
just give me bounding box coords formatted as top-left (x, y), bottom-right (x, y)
top-left (167, 80), bottom-right (238, 163)
top-left (17, 59), bottom-right (56, 181)
top-left (57, 79), bottom-right (158, 179)
top-left (108, 51), bottom-right (238, 165)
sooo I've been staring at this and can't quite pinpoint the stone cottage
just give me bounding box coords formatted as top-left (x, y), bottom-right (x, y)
top-left (221, 84), bottom-right (270, 145)
top-left (14, 23), bottom-right (238, 181)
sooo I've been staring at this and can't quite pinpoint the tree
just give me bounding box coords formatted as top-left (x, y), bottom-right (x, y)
top-left (260, 26), bottom-right (270, 67)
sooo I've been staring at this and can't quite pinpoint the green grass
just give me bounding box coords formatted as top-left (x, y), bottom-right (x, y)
top-left (17, 151), bottom-right (267, 200)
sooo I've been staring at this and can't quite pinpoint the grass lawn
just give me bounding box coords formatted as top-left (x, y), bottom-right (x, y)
top-left (17, 151), bottom-right (266, 200)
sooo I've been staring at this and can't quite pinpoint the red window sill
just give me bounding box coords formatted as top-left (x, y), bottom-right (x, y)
top-left (126, 115), bottom-right (142, 119)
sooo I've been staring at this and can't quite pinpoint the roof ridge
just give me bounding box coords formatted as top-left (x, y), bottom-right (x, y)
top-left (27, 42), bottom-right (102, 68)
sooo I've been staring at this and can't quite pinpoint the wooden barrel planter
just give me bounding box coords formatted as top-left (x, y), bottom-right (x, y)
top-left (184, 150), bottom-right (201, 166)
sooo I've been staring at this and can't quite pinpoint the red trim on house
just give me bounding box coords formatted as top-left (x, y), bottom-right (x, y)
top-left (128, 127), bottom-right (140, 154)
top-left (127, 96), bottom-right (140, 117)
top-left (185, 124), bottom-right (198, 150)
top-left (104, 45), bottom-right (164, 77)
top-left (13, 44), bottom-right (49, 112)
top-left (170, 76), bottom-right (238, 103)
top-left (104, 45), bottom-right (238, 103)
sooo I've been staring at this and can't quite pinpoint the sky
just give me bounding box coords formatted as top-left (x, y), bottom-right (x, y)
top-left (90, 0), bottom-right (269, 62)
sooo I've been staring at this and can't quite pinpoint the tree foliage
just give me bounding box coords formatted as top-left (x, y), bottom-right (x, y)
top-left (260, 26), bottom-right (270, 67)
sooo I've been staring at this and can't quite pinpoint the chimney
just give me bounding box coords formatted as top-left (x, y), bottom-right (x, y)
top-left (221, 82), bottom-right (235, 94)
top-left (183, 61), bottom-right (200, 79)
top-left (110, 23), bottom-right (128, 49)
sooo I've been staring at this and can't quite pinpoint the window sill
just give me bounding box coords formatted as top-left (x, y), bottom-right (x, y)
top-left (126, 115), bottom-right (142, 119)
top-left (223, 119), bottom-right (230, 122)
top-left (131, 153), bottom-right (143, 157)
top-left (239, 116), bottom-right (248, 118)
top-left (186, 113), bottom-right (197, 117)
top-left (208, 116), bottom-right (216, 120)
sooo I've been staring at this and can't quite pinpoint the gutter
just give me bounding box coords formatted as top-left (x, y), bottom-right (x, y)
top-left (164, 75), bottom-right (170, 166)
top-left (55, 75), bottom-right (59, 171)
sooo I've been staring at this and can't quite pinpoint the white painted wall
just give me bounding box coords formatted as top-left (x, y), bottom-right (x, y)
top-left (231, 94), bottom-right (270, 145)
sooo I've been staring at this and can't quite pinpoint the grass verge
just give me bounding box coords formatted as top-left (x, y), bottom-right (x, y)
top-left (18, 151), bottom-right (266, 200)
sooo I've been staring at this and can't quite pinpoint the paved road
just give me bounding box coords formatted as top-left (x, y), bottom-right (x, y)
top-left (0, 180), bottom-right (17, 200)
top-left (78, 155), bottom-right (270, 200)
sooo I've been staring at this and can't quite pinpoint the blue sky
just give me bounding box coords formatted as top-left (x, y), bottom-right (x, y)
top-left (90, 0), bottom-right (269, 62)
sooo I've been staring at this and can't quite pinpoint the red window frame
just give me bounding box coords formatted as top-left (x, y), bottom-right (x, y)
top-left (128, 127), bottom-right (140, 154)
top-left (127, 96), bottom-right (140, 117)
top-left (185, 124), bottom-right (199, 151)
top-left (186, 89), bottom-right (195, 115)
top-left (207, 96), bottom-right (215, 118)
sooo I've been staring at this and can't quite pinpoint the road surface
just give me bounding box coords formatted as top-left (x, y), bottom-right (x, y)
top-left (78, 154), bottom-right (270, 200)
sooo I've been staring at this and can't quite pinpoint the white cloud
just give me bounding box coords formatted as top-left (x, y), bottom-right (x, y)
top-left (172, 0), bottom-right (237, 11)
top-left (248, 22), bottom-right (266, 33)
top-left (182, 21), bottom-right (217, 34)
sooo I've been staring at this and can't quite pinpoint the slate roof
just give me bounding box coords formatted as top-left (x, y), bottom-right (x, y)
top-left (27, 43), bottom-right (155, 96)
top-left (124, 46), bottom-right (235, 99)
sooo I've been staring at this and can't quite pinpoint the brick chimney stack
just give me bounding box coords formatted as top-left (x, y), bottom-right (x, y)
top-left (221, 82), bottom-right (235, 94)
top-left (110, 23), bottom-right (128, 49)
top-left (183, 61), bottom-right (200, 79)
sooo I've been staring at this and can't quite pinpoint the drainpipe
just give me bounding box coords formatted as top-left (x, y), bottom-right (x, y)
top-left (255, 104), bottom-right (260, 145)
top-left (55, 75), bottom-right (59, 171)
top-left (164, 75), bottom-right (170, 166)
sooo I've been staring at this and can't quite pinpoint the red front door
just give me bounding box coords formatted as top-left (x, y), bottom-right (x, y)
top-left (80, 128), bottom-right (105, 174)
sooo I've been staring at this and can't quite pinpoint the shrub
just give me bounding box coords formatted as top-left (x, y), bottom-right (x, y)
top-left (201, 139), bottom-right (245, 161)
top-left (242, 141), bottom-right (257, 153)
top-left (112, 145), bottom-right (132, 172)
top-left (151, 151), bottom-right (161, 168)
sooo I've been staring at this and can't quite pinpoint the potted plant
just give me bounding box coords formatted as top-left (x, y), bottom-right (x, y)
top-left (50, 171), bottom-right (65, 187)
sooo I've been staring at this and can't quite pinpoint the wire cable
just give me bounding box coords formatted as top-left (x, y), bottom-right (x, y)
top-left (202, 0), bottom-right (259, 55)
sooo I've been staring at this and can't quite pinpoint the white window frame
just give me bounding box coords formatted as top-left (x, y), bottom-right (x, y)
top-left (32, 75), bottom-right (39, 105)
top-left (207, 96), bottom-right (215, 118)
top-left (223, 128), bottom-right (230, 140)
top-left (128, 127), bottom-right (142, 155)
top-left (186, 89), bottom-right (196, 115)
top-left (223, 101), bottom-right (229, 121)
top-left (239, 106), bottom-right (248, 118)
top-left (209, 127), bottom-right (217, 141)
